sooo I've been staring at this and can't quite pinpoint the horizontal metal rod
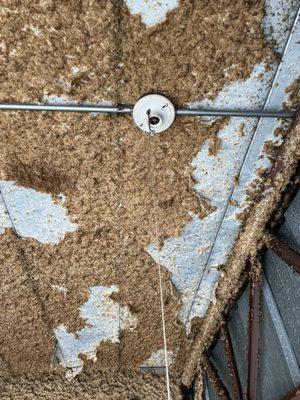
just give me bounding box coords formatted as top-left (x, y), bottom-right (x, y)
top-left (0, 102), bottom-right (295, 118)
top-left (176, 108), bottom-right (295, 118)
top-left (0, 103), bottom-right (133, 114)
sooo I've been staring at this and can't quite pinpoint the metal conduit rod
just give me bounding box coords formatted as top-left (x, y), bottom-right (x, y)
top-left (176, 108), bottom-right (295, 118)
top-left (0, 102), bottom-right (295, 118)
top-left (0, 103), bottom-right (133, 114)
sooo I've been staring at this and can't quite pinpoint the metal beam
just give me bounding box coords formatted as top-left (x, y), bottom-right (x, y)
top-left (247, 271), bottom-right (262, 400)
top-left (220, 322), bottom-right (243, 400)
top-left (0, 102), bottom-right (295, 118)
top-left (264, 233), bottom-right (300, 275)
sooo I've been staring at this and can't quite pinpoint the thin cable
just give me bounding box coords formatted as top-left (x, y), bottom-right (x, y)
top-left (147, 110), bottom-right (171, 400)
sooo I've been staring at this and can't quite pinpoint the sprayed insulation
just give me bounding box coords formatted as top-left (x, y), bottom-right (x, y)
top-left (0, 0), bottom-right (299, 397)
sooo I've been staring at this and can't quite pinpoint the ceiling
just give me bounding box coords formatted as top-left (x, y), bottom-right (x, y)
top-left (0, 0), bottom-right (299, 397)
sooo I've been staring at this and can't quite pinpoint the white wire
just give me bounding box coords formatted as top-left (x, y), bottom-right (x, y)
top-left (148, 112), bottom-right (172, 400)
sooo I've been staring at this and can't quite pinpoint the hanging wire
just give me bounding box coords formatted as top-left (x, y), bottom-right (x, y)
top-left (147, 109), bottom-right (172, 400)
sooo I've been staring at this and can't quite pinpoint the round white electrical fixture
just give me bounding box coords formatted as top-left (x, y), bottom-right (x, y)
top-left (133, 94), bottom-right (176, 134)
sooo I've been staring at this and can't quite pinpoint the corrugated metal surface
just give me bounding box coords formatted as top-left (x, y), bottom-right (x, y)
top-left (206, 191), bottom-right (300, 399)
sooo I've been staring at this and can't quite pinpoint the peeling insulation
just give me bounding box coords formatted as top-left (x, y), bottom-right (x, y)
top-left (0, 0), bottom-right (273, 105)
top-left (0, 0), bottom-right (299, 397)
top-left (183, 115), bottom-right (300, 386)
top-left (0, 111), bottom-right (225, 376)
top-left (0, 372), bottom-right (182, 400)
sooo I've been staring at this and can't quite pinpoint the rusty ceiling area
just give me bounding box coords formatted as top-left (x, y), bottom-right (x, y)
top-left (0, 1), bottom-right (299, 399)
